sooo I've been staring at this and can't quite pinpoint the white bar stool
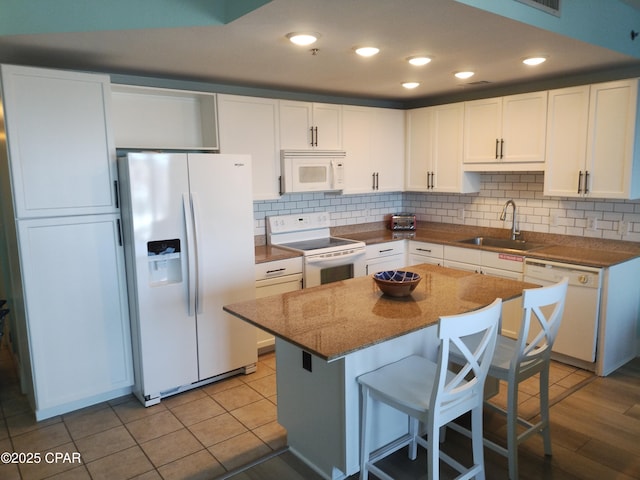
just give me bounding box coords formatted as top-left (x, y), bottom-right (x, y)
top-left (357, 298), bottom-right (502, 480)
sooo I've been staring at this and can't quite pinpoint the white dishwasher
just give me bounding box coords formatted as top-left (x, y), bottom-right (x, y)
top-left (524, 259), bottom-right (602, 364)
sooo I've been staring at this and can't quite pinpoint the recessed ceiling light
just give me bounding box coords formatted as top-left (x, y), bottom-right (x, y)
top-left (286, 32), bottom-right (320, 46)
top-left (402, 82), bottom-right (420, 89)
top-left (407, 56), bottom-right (431, 66)
top-left (523, 56), bottom-right (547, 66)
top-left (355, 46), bottom-right (380, 57)
top-left (455, 71), bottom-right (475, 79)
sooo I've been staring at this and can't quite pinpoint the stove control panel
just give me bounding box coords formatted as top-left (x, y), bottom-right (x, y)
top-left (268, 212), bottom-right (330, 235)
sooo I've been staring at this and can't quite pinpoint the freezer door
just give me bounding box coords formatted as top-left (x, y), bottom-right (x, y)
top-left (187, 154), bottom-right (257, 380)
top-left (121, 152), bottom-right (199, 397)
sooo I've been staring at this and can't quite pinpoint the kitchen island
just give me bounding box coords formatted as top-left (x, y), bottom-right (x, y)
top-left (224, 264), bottom-right (537, 479)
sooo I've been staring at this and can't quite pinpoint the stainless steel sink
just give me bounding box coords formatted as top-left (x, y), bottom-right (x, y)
top-left (457, 236), bottom-right (545, 252)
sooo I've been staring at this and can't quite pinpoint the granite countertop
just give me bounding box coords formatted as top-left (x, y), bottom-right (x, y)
top-left (334, 222), bottom-right (640, 268)
top-left (254, 244), bottom-right (302, 264)
top-left (255, 221), bottom-right (640, 268)
top-left (224, 264), bottom-right (537, 361)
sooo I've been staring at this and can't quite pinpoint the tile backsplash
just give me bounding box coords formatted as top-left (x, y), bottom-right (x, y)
top-left (254, 172), bottom-right (640, 243)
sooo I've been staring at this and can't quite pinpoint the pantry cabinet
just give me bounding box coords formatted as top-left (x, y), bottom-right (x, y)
top-left (218, 94), bottom-right (281, 200)
top-left (279, 100), bottom-right (342, 150)
top-left (2, 65), bottom-right (119, 218)
top-left (406, 103), bottom-right (480, 193)
top-left (342, 105), bottom-right (404, 194)
top-left (0, 64), bottom-right (133, 420)
top-left (463, 91), bottom-right (547, 170)
top-left (544, 79), bottom-right (640, 199)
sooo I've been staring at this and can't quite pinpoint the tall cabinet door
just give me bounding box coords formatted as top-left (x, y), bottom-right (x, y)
top-left (187, 154), bottom-right (257, 381)
top-left (587, 79), bottom-right (638, 199)
top-left (544, 86), bottom-right (590, 197)
top-left (18, 215), bottom-right (132, 418)
top-left (218, 94), bottom-right (280, 200)
top-left (1, 65), bottom-right (118, 217)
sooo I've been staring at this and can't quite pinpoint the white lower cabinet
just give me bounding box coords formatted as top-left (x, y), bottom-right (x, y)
top-left (255, 257), bottom-right (303, 352)
top-left (444, 246), bottom-right (524, 338)
top-left (365, 241), bottom-right (406, 274)
top-left (17, 215), bottom-right (133, 419)
top-left (407, 241), bottom-right (444, 266)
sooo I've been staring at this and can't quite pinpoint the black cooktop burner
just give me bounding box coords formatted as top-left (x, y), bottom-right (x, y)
top-left (281, 237), bottom-right (358, 251)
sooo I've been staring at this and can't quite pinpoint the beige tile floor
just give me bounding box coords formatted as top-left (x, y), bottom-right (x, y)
top-left (0, 345), bottom-right (285, 480)
top-left (0, 340), bottom-right (594, 480)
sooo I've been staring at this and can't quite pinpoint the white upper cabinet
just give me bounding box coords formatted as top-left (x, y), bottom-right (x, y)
top-left (110, 84), bottom-right (218, 151)
top-left (545, 79), bottom-right (640, 199)
top-left (218, 94), bottom-right (281, 200)
top-left (544, 85), bottom-right (590, 197)
top-left (342, 105), bottom-right (404, 194)
top-left (587, 79), bottom-right (640, 199)
top-left (463, 91), bottom-right (547, 170)
top-left (1, 65), bottom-right (118, 217)
top-left (279, 100), bottom-right (342, 150)
top-left (406, 103), bottom-right (480, 193)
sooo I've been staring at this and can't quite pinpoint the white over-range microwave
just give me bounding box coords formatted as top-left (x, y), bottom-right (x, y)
top-left (280, 150), bottom-right (346, 194)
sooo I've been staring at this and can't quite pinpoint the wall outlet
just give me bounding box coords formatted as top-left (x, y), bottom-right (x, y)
top-left (586, 215), bottom-right (598, 231)
top-left (618, 220), bottom-right (631, 236)
top-left (550, 214), bottom-right (559, 227)
top-left (457, 208), bottom-right (465, 221)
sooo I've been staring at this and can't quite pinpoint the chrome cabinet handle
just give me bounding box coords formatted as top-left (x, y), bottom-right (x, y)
top-left (495, 139), bottom-right (499, 159)
top-left (584, 171), bottom-right (590, 194)
top-left (500, 139), bottom-right (504, 159)
top-left (578, 171), bottom-right (583, 194)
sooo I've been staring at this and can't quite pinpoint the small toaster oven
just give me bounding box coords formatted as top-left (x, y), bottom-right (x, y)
top-left (390, 214), bottom-right (416, 231)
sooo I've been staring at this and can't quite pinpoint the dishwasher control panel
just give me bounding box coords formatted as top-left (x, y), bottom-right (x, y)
top-left (524, 260), bottom-right (601, 288)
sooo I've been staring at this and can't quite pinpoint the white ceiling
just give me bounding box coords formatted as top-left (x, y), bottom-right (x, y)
top-left (1, 0), bottom-right (639, 102)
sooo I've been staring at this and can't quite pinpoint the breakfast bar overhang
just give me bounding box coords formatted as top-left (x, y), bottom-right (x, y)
top-left (224, 264), bottom-right (537, 479)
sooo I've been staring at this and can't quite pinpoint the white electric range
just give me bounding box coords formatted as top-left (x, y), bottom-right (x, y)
top-left (267, 212), bottom-right (366, 288)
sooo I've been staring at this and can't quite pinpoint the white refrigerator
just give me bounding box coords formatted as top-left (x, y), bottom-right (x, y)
top-left (118, 152), bottom-right (257, 406)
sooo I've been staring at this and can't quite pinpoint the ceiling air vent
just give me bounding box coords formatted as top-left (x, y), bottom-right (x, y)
top-left (515, 0), bottom-right (560, 16)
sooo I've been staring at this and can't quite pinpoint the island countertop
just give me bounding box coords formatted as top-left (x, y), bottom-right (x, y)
top-left (224, 264), bottom-right (538, 362)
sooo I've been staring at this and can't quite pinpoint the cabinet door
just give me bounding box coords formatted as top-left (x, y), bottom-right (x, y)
top-left (431, 103), bottom-right (479, 193)
top-left (1, 65), bottom-right (118, 218)
top-left (18, 215), bottom-right (133, 415)
top-left (342, 105), bottom-right (374, 194)
top-left (587, 79), bottom-right (638, 199)
top-left (405, 107), bottom-right (432, 191)
top-left (463, 97), bottom-right (502, 163)
top-left (501, 91), bottom-right (547, 163)
top-left (218, 94), bottom-right (280, 200)
top-left (312, 103), bottom-right (342, 150)
top-left (544, 86), bottom-right (590, 197)
top-left (279, 101), bottom-right (342, 150)
top-left (279, 100), bottom-right (313, 149)
top-left (371, 108), bottom-right (404, 192)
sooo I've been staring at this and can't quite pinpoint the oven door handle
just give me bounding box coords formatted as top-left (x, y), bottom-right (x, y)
top-left (305, 249), bottom-right (365, 265)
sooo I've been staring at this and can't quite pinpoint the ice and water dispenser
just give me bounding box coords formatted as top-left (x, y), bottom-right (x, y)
top-left (147, 239), bottom-right (182, 285)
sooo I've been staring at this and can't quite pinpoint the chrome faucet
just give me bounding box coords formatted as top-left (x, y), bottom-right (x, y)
top-left (500, 199), bottom-right (520, 240)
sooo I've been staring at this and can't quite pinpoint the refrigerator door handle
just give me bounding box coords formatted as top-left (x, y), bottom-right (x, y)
top-left (183, 193), bottom-right (197, 316)
top-left (190, 192), bottom-right (204, 315)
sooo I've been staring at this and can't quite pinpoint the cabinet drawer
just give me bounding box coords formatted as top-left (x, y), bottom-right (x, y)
top-left (255, 257), bottom-right (303, 281)
top-left (443, 245), bottom-right (481, 264)
top-left (366, 241), bottom-right (405, 259)
top-left (408, 241), bottom-right (443, 258)
top-left (481, 251), bottom-right (524, 273)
